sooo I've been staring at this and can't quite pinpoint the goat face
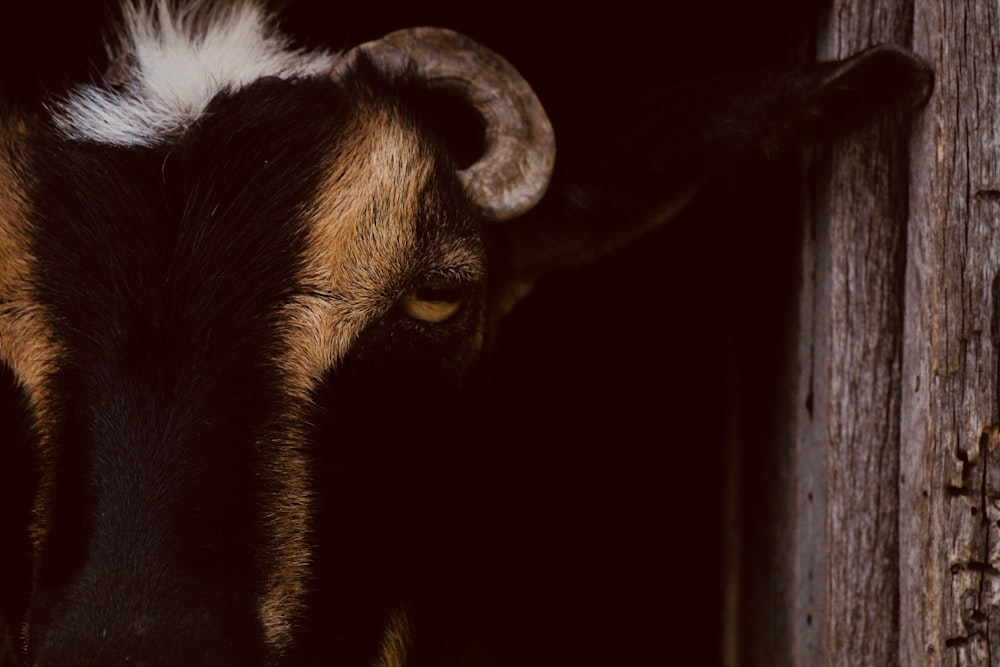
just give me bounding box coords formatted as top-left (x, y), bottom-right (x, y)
top-left (1, 6), bottom-right (548, 665)
top-left (20, 83), bottom-right (489, 666)
top-left (0, 2), bottom-right (934, 666)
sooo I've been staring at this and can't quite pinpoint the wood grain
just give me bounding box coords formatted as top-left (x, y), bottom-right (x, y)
top-left (789, 1), bottom-right (913, 665)
top-left (903, 1), bottom-right (1000, 664)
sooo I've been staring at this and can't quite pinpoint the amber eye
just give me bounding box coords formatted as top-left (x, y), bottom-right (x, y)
top-left (399, 281), bottom-right (468, 324)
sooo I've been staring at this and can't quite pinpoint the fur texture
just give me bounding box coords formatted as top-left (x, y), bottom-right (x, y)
top-left (50, 1), bottom-right (338, 146)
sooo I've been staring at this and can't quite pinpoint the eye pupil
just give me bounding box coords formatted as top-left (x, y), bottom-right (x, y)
top-left (414, 286), bottom-right (464, 303)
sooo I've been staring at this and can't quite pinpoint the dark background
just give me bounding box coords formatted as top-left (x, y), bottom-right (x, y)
top-left (0, 1), bottom-right (821, 664)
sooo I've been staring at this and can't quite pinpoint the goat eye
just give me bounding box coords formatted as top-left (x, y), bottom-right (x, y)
top-left (399, 281), bottom-right (468, 324)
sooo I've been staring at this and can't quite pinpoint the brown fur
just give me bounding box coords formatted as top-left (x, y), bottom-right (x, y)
top-left (0, 119), bottom-right (55, 422)
top-left (371, 609), bottom-right (412, 667)
top-left (258, 101), bottom-right (485, 653)
top-left (0, 119), bottom-right (63, 560)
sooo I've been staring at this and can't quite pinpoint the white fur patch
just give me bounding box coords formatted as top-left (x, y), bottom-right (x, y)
top-left (50, 0), bottom-right (339, 146)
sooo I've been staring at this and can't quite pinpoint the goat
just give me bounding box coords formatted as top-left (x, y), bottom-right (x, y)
top-left (0, 1), bottom-right (931, 665)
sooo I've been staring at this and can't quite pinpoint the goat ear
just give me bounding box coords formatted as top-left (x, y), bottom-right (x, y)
top-left (485, 45), bottom-right (932, 289)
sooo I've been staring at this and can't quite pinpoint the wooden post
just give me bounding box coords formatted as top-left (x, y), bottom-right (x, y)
top-left (777, 1), bottom-right (1000, 665)
top-left (902, 1), bottom-right (1000, 664)
top-left (779, 1), bottom-right (913, 665)
top-left (804, 1), bottom-right (912, 663)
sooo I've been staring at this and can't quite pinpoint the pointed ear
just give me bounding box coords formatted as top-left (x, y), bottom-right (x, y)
top-left (485, 44), bottom-right (932, 288)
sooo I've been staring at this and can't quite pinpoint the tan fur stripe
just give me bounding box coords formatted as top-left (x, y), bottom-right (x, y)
top-left (255, 421), bottom-right (313, 651)
top-left (371, 609), bottom-right (413, 667)
top-left (0, 119), bottom-right (63, 554)
top-left (0, 120), bottom-right (55, 420)
top-left (257, 107), bottom-right (434, 650)
top-left (282, 109), bottom-right (433, 393)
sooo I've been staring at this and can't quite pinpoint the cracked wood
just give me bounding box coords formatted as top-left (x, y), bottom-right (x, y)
top-left (903, 1), bottom-right (1000, 665)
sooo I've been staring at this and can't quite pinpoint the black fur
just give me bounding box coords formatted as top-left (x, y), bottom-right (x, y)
top-left (20, 68), bottom-right (490, 665)
top-left (26, 76), bottom-right (333, 664)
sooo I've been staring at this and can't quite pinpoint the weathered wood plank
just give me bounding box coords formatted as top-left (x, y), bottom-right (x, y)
top-left (795, 1), bottom-right (913, 665)
top-left (903, 1), bottom-right (1000, 665)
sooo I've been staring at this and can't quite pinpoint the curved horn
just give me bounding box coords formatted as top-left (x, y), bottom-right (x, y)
top-left (331, 28), bottom-right (555, 222)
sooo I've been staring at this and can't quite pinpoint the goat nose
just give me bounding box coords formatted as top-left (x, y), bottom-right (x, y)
top-left (27, 570), bottom-right (261, 666)
top-left (35, 640), bottom-right (234, 667)
top-left (32, 621), bottom-right (241, 667)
